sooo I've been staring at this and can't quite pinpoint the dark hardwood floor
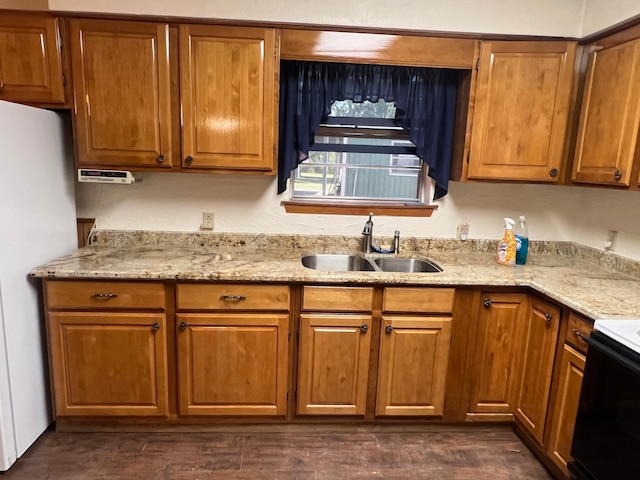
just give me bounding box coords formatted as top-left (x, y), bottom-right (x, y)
top-left (2, 424), bottom-right (553, 479)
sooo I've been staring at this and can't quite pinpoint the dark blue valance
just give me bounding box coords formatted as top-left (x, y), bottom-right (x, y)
top-left (277, 61), bottom-right (459, 200)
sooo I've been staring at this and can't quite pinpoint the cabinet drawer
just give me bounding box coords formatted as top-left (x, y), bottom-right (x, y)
top-left (302, 286), bottom-right (374, 312)
top-left (383, 287), bottom-right (455, 313)
top-left (46, 281), bottom-right (166, 310)
top-left (566, 312), bottom-right (592, 355)
top-left (177, 284), bottom-right (290, 311)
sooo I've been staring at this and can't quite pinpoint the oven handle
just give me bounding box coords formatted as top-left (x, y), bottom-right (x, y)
top-left (584, 334), bottom-right (640, 376)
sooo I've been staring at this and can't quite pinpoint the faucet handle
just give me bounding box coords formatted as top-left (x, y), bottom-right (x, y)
top-left (393, 230), bottom-right (400, 254)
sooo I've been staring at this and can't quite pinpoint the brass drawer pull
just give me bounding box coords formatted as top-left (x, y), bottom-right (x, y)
top-left (220, 295), bottom-right (246, 302)
top-left (91, 293), bottom-right (119, 299)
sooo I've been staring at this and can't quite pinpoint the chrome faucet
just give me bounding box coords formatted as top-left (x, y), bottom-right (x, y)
top-left (362, 213), bottom-right (374, 253)
top-left (361, 213), bottom-right (400, 254)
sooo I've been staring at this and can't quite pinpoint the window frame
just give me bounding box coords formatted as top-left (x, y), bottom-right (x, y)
top-left (282, 102), bottom-right (437, 217)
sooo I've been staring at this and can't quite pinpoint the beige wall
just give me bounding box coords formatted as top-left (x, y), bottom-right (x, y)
top-left (49, 0), bottom-right (586, 37)
top-left (582, 0), bottom-right (640, 36)
top-left (76, 175), bottom-right (640, 261)
top-left (0, 0), bottom-right (48, 10)
top-left (51, 0), bottom-right (640, 261)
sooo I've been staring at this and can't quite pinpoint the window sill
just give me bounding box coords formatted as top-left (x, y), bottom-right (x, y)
top-left (281, 200), bottom-right (437, 217)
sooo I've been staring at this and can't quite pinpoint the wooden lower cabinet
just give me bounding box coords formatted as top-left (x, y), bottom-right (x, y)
top-left (546, 344), bottom-right (586, 476)
top-left (176, 313), bottom-right (289, 416)
top-left (48, 311), bottom-right (169, 416)
top-left (514, 297), bottom-right (561, 444)
top-left (297, 314), bottom-right (372, 415)
top-left (466, 293), bottom-right (527, 418)
top-left (376, 316), bottom-right (452, 416)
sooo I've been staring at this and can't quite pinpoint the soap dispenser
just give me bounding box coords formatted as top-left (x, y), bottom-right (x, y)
top-left (496, 218), bottom-right (516, 266)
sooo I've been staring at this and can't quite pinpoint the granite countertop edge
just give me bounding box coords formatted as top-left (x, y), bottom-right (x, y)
top-left (29, 239), bottom-right (640, 322)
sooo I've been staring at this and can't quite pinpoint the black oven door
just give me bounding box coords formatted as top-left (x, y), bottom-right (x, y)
top-left (569, 330), bottom-right (640, 480)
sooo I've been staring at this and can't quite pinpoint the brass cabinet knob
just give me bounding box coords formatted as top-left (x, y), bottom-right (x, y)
top-left (157, 154), bottom-right (166, 164)
top-left (185, 156), bottom-right (194, 165)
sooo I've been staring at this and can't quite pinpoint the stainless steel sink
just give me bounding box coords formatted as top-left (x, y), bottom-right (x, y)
top-left (374, 257), bottom-right (442, 273)
top-left (301, 254), bottom-right (442, 273)
top-left (301, 254), bottom-right (376, 272)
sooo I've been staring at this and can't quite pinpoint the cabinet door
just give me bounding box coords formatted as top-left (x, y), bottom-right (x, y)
top-left (297, 314), bottom-right (371, 415)
top-left (180, 25), bottom-right (277, 172)
top-left (376, 316), bottom-right (452, 416)
top-left (572, 38), bottom-right (640, 186)
top-left (546, 344), bottom-right (586, 476)
top-left (514, 297), bottom-right (561, 444)
top-left (69, 19), bottom-right (173, 168)
top-left (177, 313), bottom-right (289, 415)
top-left (467, 293), bottom-right (526, 416)
top-left (48, 311), bottom-right (169, 416)
top-left (468, 41), bottom-right (575, 181)
top-left (0, 14), bottom-right (65, 105)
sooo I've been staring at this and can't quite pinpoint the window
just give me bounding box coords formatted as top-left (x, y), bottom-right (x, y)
top-left (291, 100), bottom-right (430, 205)
top-left (278, 61), bottom-right (457, 216)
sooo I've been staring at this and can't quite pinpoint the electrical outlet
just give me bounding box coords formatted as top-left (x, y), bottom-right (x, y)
top-left (200, 212), bottom-right (215, 231)
top-left (457, 222), bottom-right (469, 241)
top-left (604, 230), bottom-right (617, 251)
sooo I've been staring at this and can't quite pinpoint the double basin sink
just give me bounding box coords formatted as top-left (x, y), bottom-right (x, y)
top-left (301, 254), bottom-right (442, 273)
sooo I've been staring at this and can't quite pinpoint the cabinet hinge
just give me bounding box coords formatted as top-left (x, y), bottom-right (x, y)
top-left (475, 58), bottom-right (479, 72)
top-left (466, 150), bottom-right (470, 164)
top-left (288, 330), bottom-right (291, 342)
top-left (297, 331), bottom-right (300, 341)
top-left (58, 29), bottom-right (63, 50)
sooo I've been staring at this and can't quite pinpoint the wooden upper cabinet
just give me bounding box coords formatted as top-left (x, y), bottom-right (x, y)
top-left (69, 19), bottom-right (174, 168)
top-left (180, 25), bottom-right (278, 173)
top-left (572, 38), bottom-right (640, 187)
top-left (468, 41), bottom-right (576, 181)
top-left (0, 13), bottom-right (65, 105)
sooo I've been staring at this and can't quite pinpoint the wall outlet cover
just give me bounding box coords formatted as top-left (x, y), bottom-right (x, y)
top-left (200, 212), bottom-right (215, 231)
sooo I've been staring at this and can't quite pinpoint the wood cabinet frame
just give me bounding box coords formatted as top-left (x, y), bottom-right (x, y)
top-left (69, 19), bottom-right (175, 169)
top-left (48, 311), bottom-right (169, 416)
top-left (0, 13), bottom-right (66, 106)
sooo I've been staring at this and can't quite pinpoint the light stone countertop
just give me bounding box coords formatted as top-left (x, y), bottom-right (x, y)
top-left (29, 231), bottom-right (640, 322)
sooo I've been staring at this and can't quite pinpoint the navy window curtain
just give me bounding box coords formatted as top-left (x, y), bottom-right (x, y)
top-left (277, 60), bottom-right (459, 200)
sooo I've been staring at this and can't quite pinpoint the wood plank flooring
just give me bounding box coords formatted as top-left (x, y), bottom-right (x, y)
top-left (2, 424), bottom-right (553, 479)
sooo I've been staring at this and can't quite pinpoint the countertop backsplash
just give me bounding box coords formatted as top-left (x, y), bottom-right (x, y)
top-left (89, 229), bottom-right (640, 278)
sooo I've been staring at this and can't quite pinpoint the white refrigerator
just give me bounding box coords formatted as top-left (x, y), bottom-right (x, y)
top-left (0, 100), bottom-right (77, 470)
